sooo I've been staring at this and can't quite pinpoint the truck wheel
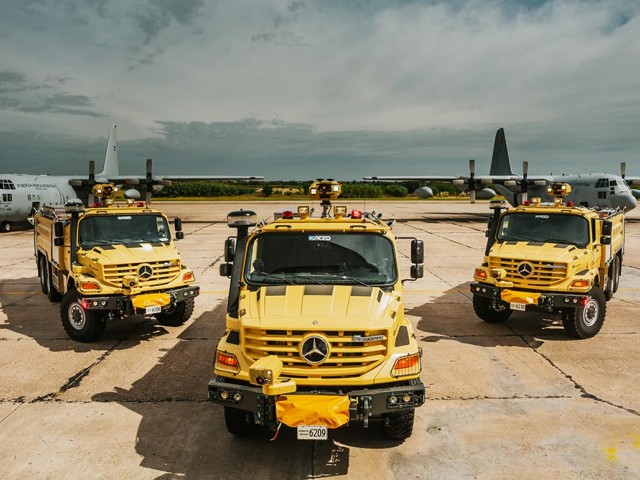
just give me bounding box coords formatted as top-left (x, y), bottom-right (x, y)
top-left (38, 256), bottom-right (49, 294)
top-left (612, 256), bottom-right (621, 294)
top-left (156, 298), bottom-right (194, 327)
top-left (46, 266), bottom-right (63, 302)
top-left (61, 289), bottom-right (107, 342)
top-left (383, 409), bottom-right (415, 441)
top-left (472, 294), bottom-right (512, 323)
top-left (224, 407), bottom-right (255, 435)
top-left (562, 288), bottom-right (606, 339)
top-left (604, 256), bottom-right (620, 301)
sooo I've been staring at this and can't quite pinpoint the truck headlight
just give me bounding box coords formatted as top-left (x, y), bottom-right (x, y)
top-left (474, 268), bottom-right (487, 280)
top-left (391, 352), bottom-right (421, 378)
top-left (215, 350), bottom-right (240, 375)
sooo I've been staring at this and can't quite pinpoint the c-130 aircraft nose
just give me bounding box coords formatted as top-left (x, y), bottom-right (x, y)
top-left (610, 192), bottom-right (637, 211)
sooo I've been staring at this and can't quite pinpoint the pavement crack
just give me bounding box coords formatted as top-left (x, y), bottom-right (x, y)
top-left (510, 326), bottom-right (640, 417)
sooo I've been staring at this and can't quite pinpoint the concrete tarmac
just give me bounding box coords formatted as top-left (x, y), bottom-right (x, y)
top-left (0, 200), bottom-right (638, 479)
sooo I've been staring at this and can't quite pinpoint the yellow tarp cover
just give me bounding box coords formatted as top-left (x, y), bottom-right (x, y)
top-left (131, 293), bottom-right (172, 309)
top-left (501, 289), bottom-right (541, 305)
top-left (276, 395), bottom-right (350, 429)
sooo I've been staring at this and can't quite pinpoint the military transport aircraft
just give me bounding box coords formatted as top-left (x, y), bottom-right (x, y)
top-left (0, 125), bottom-right (263, 232)
top-left (364, 128), bottom-right (639, 211)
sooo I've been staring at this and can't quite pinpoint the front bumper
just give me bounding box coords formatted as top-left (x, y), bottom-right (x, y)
top-left (470, 282), bottom-right (588, 311)
top-left (79, 285), bottom-right (200, 313)
top-left (207, 376), bottom-right (425, 427)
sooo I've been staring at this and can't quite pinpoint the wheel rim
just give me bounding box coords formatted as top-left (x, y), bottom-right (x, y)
top-left (68, 302), bottom-right (87, 330)
top-left (581, 299), bottom-right (599, 327)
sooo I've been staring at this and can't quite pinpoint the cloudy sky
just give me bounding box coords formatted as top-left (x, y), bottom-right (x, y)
top-left (1, 0), bottom-right (639, 180)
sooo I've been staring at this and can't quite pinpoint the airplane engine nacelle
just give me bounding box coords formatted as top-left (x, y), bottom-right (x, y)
top-left (475, 188), bottom-right (496, 200)
top-left (631, 189), bottom-right (640, 200)
top-left (414, 186), bottom-right (434, 199)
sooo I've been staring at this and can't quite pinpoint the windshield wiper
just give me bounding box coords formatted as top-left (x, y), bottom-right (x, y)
top-left (250, 272), bottom-right (296, 285)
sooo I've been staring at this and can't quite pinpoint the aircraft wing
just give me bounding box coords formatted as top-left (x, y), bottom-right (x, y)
top-left (364, 174), bottom-right (553, 187)
top-left (104, 175), bottom-right (264, 183)
top-left (364, 175), bottom-right (459, 182)
top-left (625, 175), bottom-right (640, 187)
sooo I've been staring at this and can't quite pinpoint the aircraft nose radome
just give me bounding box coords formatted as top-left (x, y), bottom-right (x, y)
top-left (612, 193), bottom-right (637, 211)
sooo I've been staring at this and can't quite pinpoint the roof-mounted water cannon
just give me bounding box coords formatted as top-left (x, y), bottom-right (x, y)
top-left (92, 183), bottom-right (118, 206)
top-left (547, 182), bottom-right (572, 206)
top-left (310, 179), bottom-right (342, 218)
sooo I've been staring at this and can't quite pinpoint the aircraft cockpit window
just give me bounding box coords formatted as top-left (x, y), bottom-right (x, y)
top-left (0, 180), bottom-right (16, 190)
top-left (595, 179), bottom-right (609, 188)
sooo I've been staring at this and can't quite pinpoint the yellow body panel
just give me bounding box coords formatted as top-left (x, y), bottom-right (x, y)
top-left (276, 395), bottom-right (351, 428)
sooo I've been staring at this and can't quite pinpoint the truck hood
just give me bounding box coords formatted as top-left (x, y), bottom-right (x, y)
top-left (241, 285), bottom-right (401, 331)
top-left (490, 241), bottom-right (585, 264)
top-left (79, 242), bottom-right (181, 265)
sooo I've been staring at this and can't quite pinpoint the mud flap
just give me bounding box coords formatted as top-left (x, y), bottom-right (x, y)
top-left (276, 395), bottom-right (350, 429)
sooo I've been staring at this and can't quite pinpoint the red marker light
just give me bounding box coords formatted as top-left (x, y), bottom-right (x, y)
top-left (350, 209), bottom-right (362, 219)
top-left (282, 210), bottom-right (294, 219)
top-left (567, 201), bottom-right (574, 207)
top-left (136, 202), bottom-right (145, 207)
top-left (522, 200), bottom-right (530, 206)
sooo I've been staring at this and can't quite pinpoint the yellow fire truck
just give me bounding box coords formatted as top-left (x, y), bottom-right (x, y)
top-left (471, 183), bottom-right (625, 338)
top-left (34, 183), bottom-right (199, 342)
top-left (209, 180), bottom-right (425, 441)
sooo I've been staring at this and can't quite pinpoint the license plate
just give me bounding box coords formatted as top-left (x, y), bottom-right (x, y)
top-left (510, 302), bottom-right (526, 311)
top-left (145, 305), bottom-right (162, 315)
top-left (297, 425), bottom-right (328, 440)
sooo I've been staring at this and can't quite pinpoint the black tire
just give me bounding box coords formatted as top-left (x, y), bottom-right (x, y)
top-left (156, 298), bottom-right (194, 326)
top-left (1, 222), bottom-right (11, 233)
top-left (472, 294), bottom-right (512, 323)
top-left (46, 265), bottom-right (63, 303)
top-left (383, 409), bottom-right (415, 441)
top-left (60, 288), bottom-right (107, 342)
top-left (612, 256), bottom-right (621, 294)
top-left (604, 256), bottom-right (620, 301)
top-left (562, 288), bottom-right (606, 339)
top-left (224, 407), bottom-right (255, 435)
top-left (38, 255), bottom-right (49, 294)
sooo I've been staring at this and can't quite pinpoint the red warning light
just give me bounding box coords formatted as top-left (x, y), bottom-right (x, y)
top-left (350, 210), bottom-right (363, 219)
top-left (282, 210), bottom-right (294, 219)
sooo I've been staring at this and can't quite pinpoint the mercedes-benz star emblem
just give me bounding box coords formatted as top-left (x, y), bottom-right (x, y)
top-left (299, 335), bottom-right (330, 365)
top-left (138, 264), bottom-right (153, 279)
top-left (517, 262), bottom-right (533, 277)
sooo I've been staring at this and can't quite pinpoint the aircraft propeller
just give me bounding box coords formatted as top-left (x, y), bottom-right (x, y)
top-left (453, 159), bottom-right (486, 203)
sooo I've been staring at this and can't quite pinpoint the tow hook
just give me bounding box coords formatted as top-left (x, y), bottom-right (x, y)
top-left (362, 396), bottom-right (372, 428)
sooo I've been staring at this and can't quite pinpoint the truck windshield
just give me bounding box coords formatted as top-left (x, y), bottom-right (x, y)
top-left (244, 232), bottom-right (397, 286)
top-left (497, 213), bottom-right (589, 246)
top-left (79, 214), bottom-right (170, 248)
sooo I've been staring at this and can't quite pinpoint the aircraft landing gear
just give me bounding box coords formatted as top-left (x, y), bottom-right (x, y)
top-left (1, 222), bottom-right (11, 233)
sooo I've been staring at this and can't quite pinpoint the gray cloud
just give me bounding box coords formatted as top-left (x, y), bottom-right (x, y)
top-left (132, 0), bottom-right (204, 45)
top-left (0, 70), bottom-right (103, 117)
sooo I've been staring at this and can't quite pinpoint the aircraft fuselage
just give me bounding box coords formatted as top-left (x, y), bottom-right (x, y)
top-left (0, 174), bottom-right (78, 225)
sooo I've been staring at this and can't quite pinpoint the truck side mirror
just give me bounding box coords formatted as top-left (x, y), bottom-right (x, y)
top-left (174, 217), bottom-right (184, 240)
top-left (225, 237), bottom-right (236, 262)
top-left (601, 236), bottom-right (611, 245)
top-left (54, 221), bottom-right (64, 238)
top-left (601, 220), bottom-right (612, 236)
top-left (54, 238), bottom-right (65, 247)
top-left (219, 263), bottom-right (233, 277)
top-left (410, 264), bottom-right (424, 279)
top-left (411, 239), bottom-right (424, 264)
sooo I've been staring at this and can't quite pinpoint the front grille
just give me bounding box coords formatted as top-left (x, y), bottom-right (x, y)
top-left (102, 261), bottom-right (181, 287)
top-left (243, 328), bottom-right (389, 378)
top-left (490, 257), bottom-right (567, 287)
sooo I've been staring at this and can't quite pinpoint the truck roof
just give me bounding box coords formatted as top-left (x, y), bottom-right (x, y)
top-left (259, 216), bottom-right (392, 234)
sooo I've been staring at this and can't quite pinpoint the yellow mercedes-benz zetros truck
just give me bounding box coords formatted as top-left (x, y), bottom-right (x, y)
top-left (34, 183), bottom-right (199, 342)
top-left (471, 183), bottom-right (625, 339)
top-left (209, 180), bottom-right (425, 441)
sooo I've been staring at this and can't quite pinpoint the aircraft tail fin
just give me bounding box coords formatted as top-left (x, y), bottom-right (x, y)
top-left (489, 128), bottom-right (514, 176)
top-left (98, 125), bottom-right (119, 177)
